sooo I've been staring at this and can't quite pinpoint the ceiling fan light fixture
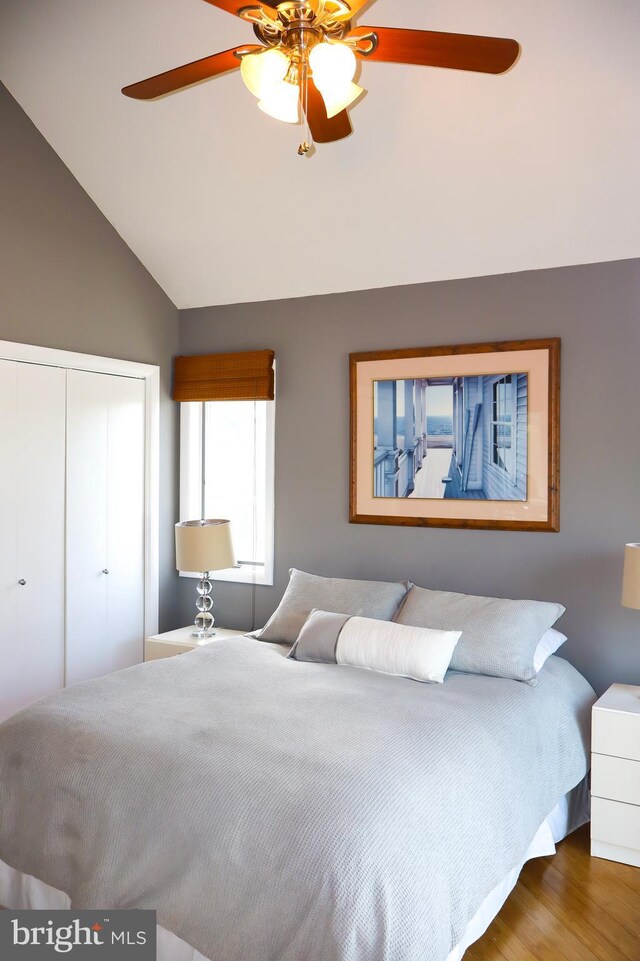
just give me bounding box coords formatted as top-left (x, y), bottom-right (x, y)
top-left (123, 1), bottom-right (521, 154)
top-left (258, 80), bottom-right (300, 124)
top-left (241, 48), bottom-right (289, 100)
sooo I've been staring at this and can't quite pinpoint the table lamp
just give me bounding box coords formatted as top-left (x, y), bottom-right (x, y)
top-left (622, 543), bottom-right (640, 611)
top-left (176, 519), bottom-right (236, 638)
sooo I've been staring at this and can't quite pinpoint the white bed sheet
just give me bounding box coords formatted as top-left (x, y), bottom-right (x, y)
top-left (446, 775), bottom-right (589, 961)
top-left (0, 776), bottom-right (589, 961)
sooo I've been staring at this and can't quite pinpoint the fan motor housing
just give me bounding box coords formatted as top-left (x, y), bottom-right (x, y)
top-left (281, 25), bottom-right (323, 53)
top-left (252, 1), bottom-right (350, 48)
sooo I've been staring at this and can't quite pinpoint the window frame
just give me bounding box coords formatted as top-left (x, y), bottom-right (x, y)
top-left (490, 374), bottom-right (517, 484)
top-left (179, 397), bottom-right (276, 586)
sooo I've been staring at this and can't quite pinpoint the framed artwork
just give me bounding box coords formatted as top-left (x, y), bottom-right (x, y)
top-left (350, 338), bottom-right (560, 532)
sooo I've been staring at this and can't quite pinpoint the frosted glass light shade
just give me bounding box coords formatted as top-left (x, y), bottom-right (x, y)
top-left (310, 42), bottom-right (357, 88)
top-left (258, 81), bottom-right (300, 124)
top-left (241, 49), bottom-right (289, 100)
top-left (175, 519), bottom-right (236, 573)
top-left (309, 42), bottom-right (363, 119)
top-left (318, 80), bottom-right (363, 118)
top-left (622, 543), bottom-right (640, 611)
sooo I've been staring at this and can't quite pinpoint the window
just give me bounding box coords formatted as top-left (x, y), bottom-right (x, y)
top-left (180, 398), bottom-right (275, 585)
top-left (491, 375), bottom-right (516, 479)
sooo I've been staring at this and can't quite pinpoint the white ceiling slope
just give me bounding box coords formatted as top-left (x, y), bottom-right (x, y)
top-left (1, 0), bottom-right (639, 309)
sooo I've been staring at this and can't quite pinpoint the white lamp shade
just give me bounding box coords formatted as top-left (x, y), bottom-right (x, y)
top-left (175, 520), bottom-right (236, 574)
top-left (309, 42), bottom-right (363, 118)
top-left (258, 81), bottom-right (300, 124)
top-left (318, 80), bottom-right (363, 118)
top-left (622, 543), bottom-right (640, 611)
top-left (241, 48), bottom-right (289, 100)
top-left (309, 42), bottom-right (357, 89)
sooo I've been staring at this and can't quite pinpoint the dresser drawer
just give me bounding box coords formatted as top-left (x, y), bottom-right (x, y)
top-left (591, 796), bottom-right (640, 851)
top-left (592, 708), bottom-right (640, 761)
top-left (592, 753), bottom-right (640, 805)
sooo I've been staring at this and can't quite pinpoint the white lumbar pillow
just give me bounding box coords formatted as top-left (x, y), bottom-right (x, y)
top-left (289, 609), bottom-right (461, 684)
top-left (337, 616), bottom-right (462, 684)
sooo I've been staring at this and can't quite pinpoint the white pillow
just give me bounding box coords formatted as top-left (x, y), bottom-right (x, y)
top-left (288, 609), bottom-right (461, 684)
top-left (533, 628), bottom-right (567, 673)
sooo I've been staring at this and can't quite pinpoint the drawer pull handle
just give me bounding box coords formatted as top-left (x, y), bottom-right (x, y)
top-left (18, 579), bottom-right (26, 586)
top-left (102, 569), bottom-right (109, 575)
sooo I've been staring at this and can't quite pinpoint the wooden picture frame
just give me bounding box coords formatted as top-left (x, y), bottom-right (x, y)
top-left (350, 338), bottom-right (560, 532)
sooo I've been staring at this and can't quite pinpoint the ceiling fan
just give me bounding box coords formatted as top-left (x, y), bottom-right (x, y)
top-left (122, 0), bottom-right (520, 154)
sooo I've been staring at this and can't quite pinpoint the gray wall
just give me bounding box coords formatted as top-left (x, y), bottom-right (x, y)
top-left (0, 83), bottom-right (180, 629)
top-left (5, 76), bottom-right (637, 693)
top-left (179, 258), bottom-right (640, 695)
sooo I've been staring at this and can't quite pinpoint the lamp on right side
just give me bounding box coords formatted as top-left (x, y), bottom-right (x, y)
top-left (622, 543), bottom-right (640, 611)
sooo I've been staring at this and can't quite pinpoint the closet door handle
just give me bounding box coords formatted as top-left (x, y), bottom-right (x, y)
top-left (18, 579), bottom-right (27, 586)
top-left (102, 569), bottom-right (109, 575)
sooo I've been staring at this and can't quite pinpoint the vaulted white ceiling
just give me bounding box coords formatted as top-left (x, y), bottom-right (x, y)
top-left (1, 0), bottom-right (639, 308)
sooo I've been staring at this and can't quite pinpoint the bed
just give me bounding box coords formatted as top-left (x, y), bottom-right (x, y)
top-left (0, 636), bottom-right (595, 961)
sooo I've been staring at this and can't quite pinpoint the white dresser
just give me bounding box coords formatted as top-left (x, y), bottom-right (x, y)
top-left (591, 683), bottom-right (640, 868)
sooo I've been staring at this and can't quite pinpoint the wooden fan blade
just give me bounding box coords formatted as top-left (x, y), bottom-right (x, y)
top-left (122, 45), bottom-right (262, 100)
top-left (350, 26), bottom-right (520, 75)
top-left (306, 78), bottom-right (352, 143)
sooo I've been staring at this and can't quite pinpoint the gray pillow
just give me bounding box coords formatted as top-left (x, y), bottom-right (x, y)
top-left (257, 569), bottom-right (411, 646)
top-left (394, 586), bottom-right (565, 684)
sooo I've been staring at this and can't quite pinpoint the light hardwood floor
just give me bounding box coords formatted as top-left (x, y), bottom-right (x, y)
top-left (468, 825), bottom-right (640, 961)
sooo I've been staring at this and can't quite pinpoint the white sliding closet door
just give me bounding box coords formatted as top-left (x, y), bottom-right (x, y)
top-left (66, 370), bottom-right (145, 686)
top-left (65, 370), bottom-right (108, 686)
top-left (0, 360), bottom-right (66, 722)
top-left (106, 375), bottom-right (145, 674)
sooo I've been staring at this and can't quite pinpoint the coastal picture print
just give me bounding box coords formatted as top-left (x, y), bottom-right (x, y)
top-left (373, 373), bottom-right (528, 502)
top-left (350, 339), bottom-right (560, 532)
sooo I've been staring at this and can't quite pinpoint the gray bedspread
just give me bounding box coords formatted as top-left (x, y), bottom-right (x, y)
top-left (0, 638), bottom-right (594, 961)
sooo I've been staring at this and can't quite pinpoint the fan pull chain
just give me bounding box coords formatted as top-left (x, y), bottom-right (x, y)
top-left (298, 61), bottom-right (312, 156)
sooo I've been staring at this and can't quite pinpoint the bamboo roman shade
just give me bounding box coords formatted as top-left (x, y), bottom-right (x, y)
top-left (173, 349), bottom-right (275, 402)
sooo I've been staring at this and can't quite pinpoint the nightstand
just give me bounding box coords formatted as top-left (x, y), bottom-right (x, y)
top-left (591, 683), bottom-right (640, 868)
top-left (145, 626), bottom-right (247, 661)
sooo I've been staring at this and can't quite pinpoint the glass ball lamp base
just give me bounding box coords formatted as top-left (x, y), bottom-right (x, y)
top-left (193, 628), bottom-right (216, 640)
top-left (193, 573), bottom-right (216, 639)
